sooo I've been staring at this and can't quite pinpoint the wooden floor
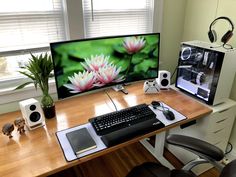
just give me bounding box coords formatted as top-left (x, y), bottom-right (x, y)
top-left (49, 142), bottom-right (220, 177)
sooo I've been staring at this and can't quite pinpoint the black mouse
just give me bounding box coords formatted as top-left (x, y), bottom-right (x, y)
top-left (162, 110), bottom-right (175, 121)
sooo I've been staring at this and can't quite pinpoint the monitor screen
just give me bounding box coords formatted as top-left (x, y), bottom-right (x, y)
top-left (50, 33), bottom-right (160, 99)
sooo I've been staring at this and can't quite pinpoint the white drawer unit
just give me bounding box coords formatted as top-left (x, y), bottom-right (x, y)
top-left (166, 99), bottom-right (236, 175)
top-left (204, 100), bottom-right (236, 151)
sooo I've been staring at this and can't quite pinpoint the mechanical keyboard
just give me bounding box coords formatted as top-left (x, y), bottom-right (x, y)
top-left (89, 103), bottom-right (165, 147)
top-left (89, 103), bottom-right (157, 136)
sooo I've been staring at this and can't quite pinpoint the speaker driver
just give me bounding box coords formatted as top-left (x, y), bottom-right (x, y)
top-left (29, 104), bottom-right (36, 111)
top-left (29, 112), bottom-right (41, 122)
top-left (163, 73), bottom-right (168, 78)
top-left (161, 79), bottom-right (169, 87)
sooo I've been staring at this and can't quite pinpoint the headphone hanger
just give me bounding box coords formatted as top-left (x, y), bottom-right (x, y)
top-left (208, 16), bottom-right (234, 45)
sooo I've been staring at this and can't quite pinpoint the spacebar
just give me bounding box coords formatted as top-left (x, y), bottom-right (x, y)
top-left (101, 118), bottom-right (165, 147)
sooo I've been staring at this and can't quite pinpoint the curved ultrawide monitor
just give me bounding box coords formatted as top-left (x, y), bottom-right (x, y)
top-left (50, 33), bottom-right (160, 99)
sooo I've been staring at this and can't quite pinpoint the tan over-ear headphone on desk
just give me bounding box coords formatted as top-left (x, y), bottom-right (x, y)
top-left (208, 16), bottom-right (234, 44)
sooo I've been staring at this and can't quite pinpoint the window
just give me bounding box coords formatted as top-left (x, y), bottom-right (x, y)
top-left (82, 0), bottom-right (154, 38)
top-left (0, 0), bottom-right (67, 85)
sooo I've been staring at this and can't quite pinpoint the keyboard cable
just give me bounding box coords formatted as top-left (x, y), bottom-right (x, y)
top-left (104, 90), bottom-right (118, 111)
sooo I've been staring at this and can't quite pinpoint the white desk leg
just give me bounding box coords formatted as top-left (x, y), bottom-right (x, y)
top-left (140, 131), bottom-right (174, 169)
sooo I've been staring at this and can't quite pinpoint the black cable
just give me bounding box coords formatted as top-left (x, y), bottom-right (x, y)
top-left (171, 66), bottom-right (178, 80)
top-left (159, 102), bottom-right (169, 111)
top-left (225, 142), bottom-right (233, 154)
top-left (223, 43), bottom-right (233, 49)
top-left (104, 90), bottom-right (118, 111)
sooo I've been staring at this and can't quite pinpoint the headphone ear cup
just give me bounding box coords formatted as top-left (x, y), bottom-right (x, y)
top-left (208, 30), bottom-right (217, 43)
top-left (221, 30), bottom-right (233, 43)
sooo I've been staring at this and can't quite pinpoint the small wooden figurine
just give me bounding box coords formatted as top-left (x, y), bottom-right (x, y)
top-left (14, 118), bottom-right (25, 134)
top-left (2, 123), bottom-right (14, 138)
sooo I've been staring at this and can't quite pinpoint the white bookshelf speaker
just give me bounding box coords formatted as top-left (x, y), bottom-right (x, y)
top-left (157, 70), bottom-right (171, 89)
top-left (19, 98), bottom-right (45, 130)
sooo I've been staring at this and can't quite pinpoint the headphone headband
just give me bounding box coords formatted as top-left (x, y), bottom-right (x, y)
top-left (209, 16), bottom-right (234, 31)
top-left (208, 16), bottom-right (234, 44)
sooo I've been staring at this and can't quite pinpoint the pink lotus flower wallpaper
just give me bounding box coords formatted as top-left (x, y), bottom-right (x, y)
top-left (95, 63), bottom-right (125, 86)
top-left (123, 37), bottom-right (146, 54)
top-left (64, 71), bottom-right (96, 93)
top-left (51, 33), bottom-right (159, 99)
top-left (81, 54), bottom-right (110, 72)
top-left (64, 55), bottom-right (125, 93)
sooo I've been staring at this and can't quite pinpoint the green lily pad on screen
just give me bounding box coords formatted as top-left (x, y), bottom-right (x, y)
top-left (116, 59), bottom-right (130, 72)
top-left (113, 44), bottom-right (126, 54)
top-left (134, 59), bottom-right (157, 73)
top-left (153, 48), bottom-right (159, 57)
top-left (57, 72), bottom-right (75, 88)
top-left (131, 53), bottom-right (148, 64)
top-left (141, 44), bottom-right (157, 54)
top-left (145, 35), bottom-right (159, 45)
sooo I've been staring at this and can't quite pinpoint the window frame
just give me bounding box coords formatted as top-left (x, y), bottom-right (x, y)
top-left (0, 0), bottom-right (69, 106)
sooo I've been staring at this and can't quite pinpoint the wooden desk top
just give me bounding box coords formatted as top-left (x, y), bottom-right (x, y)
top-left (0, 82), bottom-right (212, 177)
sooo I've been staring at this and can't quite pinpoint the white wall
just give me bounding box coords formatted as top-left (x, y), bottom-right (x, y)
top-left (159, 0), bottom-right (186, 78)
top-left (183, 0), bottom-right (236, 46)
top-left (182, 0), bottom-right (218, 42)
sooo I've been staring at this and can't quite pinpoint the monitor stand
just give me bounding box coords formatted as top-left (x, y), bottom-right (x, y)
top-left (112, 84), bottom-right (128, 95)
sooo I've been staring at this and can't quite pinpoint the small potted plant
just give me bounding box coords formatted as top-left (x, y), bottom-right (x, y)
top-left (15, 53), bottom-right (55, 119)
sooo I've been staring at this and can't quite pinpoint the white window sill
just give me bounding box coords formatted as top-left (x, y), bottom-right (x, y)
top-left (0, 79), bottom-right (57, 105)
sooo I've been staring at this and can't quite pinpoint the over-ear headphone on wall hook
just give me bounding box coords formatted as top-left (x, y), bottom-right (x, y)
top-left (208, 16), bottom-right (234, 44)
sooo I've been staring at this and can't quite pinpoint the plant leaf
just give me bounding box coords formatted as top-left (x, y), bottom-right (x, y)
top-left (15, 52), bottom-right (54, 95)
top-left (14, 82), bottom-right (33, 90)
top-left (19, 71), bottom-right (35, 81)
